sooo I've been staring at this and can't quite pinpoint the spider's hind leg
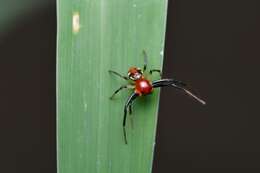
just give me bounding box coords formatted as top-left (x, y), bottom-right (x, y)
top-left (152, 78), bottom-right (187, 87)
top-left (152, 79), bottom-right (206, 105)
top-left (128, 104), bottom-right (134, 129)
top-left (110, 84), bottom-right (134, 99)
top-left (123, 92), bottom-right (139, 144)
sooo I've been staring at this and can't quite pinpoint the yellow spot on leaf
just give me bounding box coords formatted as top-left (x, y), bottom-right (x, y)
top-left (73, 12), bottom-right (80, 34)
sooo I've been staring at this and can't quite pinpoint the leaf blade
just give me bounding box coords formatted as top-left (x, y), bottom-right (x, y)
top-left (57, 1), bottom-right (168, 173)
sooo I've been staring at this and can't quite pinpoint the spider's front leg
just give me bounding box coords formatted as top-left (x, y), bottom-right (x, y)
top-left (142, 50), bottom-right (148, 72)
top-left (149, 69), bottom-right (162, 77)
top-left (109, 70), bottom-right (128, 80)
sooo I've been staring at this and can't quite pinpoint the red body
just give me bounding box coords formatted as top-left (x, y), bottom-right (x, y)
top-left (135, 78), bottom-right (153, 95)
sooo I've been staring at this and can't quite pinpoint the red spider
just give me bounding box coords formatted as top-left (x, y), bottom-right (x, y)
top-left (109, 51), bottom-right (206, 144)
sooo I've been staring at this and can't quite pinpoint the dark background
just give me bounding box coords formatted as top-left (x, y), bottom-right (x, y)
top-left (154, 0), bottom-right (260, 172)
top-left (1, 0), bottom-right (260, 172)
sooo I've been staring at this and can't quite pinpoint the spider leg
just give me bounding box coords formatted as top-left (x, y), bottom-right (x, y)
top-left (109, 70), bottom-right (128, 80)
top-left (172, 84), bottom-right (206, 105)
top-left (143, 50), bottom-right (148, 72)
top-left (128, 104), bottom-right (134, 129)
top-left (149, 69), bottom-right (162, 77)
top-left (123, 92), bottom-right (139, 144)
top-left (110, 84), bottom-right (134, 99)
top-left (152, 78), bottom-right (187, 87)
top-left (129, 104), bottom-right (132, 114)
top-left (152, 79), bottom-right (206, 105)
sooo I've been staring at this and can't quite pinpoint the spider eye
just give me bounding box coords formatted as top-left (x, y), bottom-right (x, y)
top-left (129, 75), bottom-right (135, 80)
top-left (128, 67), bottom-right (142, 80)
top-left (137, 68), bottom-right (143, 74)
top-left (129, 73), bottom-right (141, 80)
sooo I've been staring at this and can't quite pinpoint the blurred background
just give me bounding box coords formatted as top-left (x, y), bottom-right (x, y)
top-left (0, 0), bottom-right (56, 172)
top-left (0, 0), bottom-right (260, 173)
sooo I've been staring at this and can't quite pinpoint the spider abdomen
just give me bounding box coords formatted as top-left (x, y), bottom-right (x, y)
top-left (135, 78), bottom-right (153, 95)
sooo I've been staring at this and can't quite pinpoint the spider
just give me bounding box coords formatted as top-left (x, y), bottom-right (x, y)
top-left (109, 51), bottom-right (206, 144)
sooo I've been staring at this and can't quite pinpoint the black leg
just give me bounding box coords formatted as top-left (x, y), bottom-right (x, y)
top-left (123, 92), bottom-right (139, 144)
top-left (109, 70), bottom-right (128, 80)
top-left (129, 104), bottom-right (132, 114)
top-left (143, 50), bottom-right (148, 72)
top-left (172, 84), bottom-right (206, 105)
top-left (152, 78), bottom-right (186, 87)
top-left (110, 84), bottom-right (134, 99)
top-left (152, 79), bottom-right (206, 105)
top-left (149, 69), bottom-right (162, 77)
top-left (129, 104), bottom-right (134, 129)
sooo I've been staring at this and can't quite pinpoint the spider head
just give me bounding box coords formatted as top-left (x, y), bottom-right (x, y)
top-left (128, 67), bottom-right (143, 81)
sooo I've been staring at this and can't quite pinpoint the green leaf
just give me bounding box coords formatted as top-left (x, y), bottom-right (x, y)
top-left (57, 1), bottom-right (168, 173)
